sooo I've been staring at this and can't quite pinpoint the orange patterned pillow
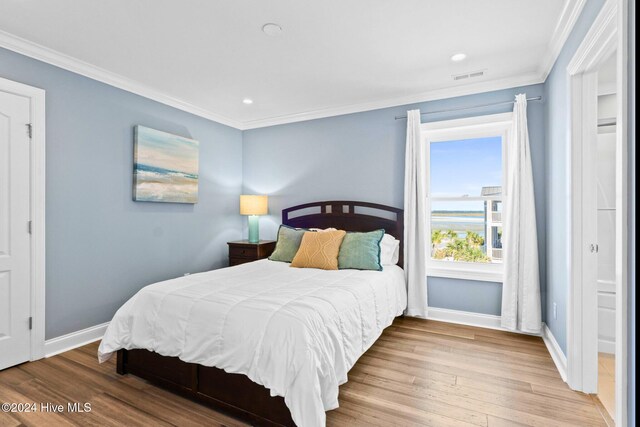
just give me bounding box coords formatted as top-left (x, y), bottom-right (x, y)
top-left (290, 230), bottom-right (347, 270)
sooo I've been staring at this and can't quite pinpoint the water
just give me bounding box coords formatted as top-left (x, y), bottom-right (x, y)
top-left (431, 213), bottom-right (485, 239)
top-left (133, 163), bottom-right (198, 203)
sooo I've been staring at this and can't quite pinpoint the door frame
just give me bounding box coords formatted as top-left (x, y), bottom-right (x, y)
top-left (0, 76), bottom-right (46, 361)
top-left (567, 0), bottom-right (628, 424)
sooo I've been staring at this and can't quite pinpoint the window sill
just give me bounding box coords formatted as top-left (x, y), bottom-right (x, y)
top-left (427, 265), bottom-right (503, 283)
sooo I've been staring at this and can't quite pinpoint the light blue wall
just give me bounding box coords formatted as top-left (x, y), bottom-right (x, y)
top-left (543, 0), bottom-right (605, 353)
top-left (243, 84), bottom-right (546, 317)
top-left (428, 278), bottom-right (502, 315)
top-left (0, 47), bottom-right (244, 339)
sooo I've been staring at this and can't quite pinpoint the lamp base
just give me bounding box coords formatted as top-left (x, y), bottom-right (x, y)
top-left (247, 215), bottom-right (260, 243)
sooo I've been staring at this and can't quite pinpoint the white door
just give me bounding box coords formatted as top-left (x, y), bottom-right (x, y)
top-left (0, 89), bottom-right (31, 370)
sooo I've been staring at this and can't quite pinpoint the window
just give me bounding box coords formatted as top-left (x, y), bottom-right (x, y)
top-left (422, 113), bottom-right (512, 282)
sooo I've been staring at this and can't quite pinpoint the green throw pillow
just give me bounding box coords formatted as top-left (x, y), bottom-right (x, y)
top-left (269, 225), bottom-right (307, 263)
top-left (338, 229), bottom-right (385, 271)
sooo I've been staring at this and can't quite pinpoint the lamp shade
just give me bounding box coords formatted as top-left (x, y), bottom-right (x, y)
top-left (240, 195), bottom-right (268, 215)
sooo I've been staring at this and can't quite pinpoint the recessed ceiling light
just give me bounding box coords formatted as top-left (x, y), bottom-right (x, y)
top-left (451, 53), bottom-right (467, 62)
top-left (242, 98), bottom-right (253, 105)
top-left (262, 23), bottom-right (283, 36)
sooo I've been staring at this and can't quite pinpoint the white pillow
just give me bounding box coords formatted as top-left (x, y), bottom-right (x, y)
top-left (380, 233), bottom-right (400, 265)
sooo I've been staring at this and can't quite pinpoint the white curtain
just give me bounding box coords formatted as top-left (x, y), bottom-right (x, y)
top-left (404, 109), bottom-right (429, 318)
top-left (501, 94), bottom-right (542, 333)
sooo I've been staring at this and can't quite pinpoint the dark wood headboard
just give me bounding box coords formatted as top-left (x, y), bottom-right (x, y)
top-left (282, 200), bottom-right (404, 268)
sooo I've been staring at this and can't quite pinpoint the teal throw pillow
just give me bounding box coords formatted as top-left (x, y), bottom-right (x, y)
top-left (338, 229), bottom-right (385, 271)
top-left (269, 225), bottom-right (307, 263)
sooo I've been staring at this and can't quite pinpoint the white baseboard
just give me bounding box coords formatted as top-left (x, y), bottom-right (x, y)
top-left (44, 322), bottom-right (109, 358)
top-left (598, 339), bottom-right (616, 354)
top-left (425, 307), bottom-right (541, 336)
top-left (542, 323), bottom-right (568, 382)
top-left (426, 307), bottom-right (504, 330)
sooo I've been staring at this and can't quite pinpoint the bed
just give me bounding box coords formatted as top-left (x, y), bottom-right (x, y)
top-left (98, 201), bottom-right (406, 427)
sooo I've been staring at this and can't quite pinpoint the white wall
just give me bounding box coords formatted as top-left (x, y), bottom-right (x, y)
top-left (598, 93), bottom-right (617, 119)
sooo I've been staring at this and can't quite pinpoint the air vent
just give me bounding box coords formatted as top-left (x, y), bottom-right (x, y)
top-left (452, 70), bottom-right (486, 81)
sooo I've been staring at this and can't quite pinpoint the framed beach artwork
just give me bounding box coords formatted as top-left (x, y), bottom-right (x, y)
top-left (133, 126), bottom-right (199, 203)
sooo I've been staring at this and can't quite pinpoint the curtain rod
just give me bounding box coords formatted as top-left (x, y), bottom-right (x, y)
top-left (394, 96), bottom-right (543, 120)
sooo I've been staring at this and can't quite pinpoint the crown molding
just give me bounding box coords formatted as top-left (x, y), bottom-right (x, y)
top-left (241, 72), bottom-right (544, 129)
top-left (0, 30), bottom-right (244, 129)
top-left (1, 28), bottom-right (546, 131)
top-left (538, 0), bottom-right (588, 80)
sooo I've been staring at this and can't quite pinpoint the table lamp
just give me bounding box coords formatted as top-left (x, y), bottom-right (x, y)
top-left (240, 195), bottom-right (268, 243)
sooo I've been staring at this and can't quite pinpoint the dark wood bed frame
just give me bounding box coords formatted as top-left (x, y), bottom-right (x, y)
top-left (116, 201), bottom-right (404, 426)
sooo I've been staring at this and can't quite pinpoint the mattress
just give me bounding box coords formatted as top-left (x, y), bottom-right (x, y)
top-left (98, 259), bottom-right (407, 427)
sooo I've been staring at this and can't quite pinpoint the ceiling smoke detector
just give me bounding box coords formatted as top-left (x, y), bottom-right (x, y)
top-left (262, 23), bottom-right (283, 36)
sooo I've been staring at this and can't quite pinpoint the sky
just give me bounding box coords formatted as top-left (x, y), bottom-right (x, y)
top-left (430, 136), bottom-right (502, 211)
top-left (135, 126), bottom-right (199, 175)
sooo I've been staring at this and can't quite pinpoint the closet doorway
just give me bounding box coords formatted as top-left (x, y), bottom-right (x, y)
top-left (566, 1), bottom-right (629, 425)
top-left (595, 51), bottom-right (618, 422)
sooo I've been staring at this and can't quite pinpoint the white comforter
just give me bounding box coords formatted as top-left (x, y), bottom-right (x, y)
top-left (98, 259), bottom-right (407, 427)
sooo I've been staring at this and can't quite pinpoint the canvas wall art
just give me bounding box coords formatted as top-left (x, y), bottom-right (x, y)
top-left (133, 126), bottom-right (199, 203)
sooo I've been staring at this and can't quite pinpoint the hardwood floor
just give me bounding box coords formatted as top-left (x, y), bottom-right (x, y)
top-left (596, 352), bottom-right (616, 425)
top-left (0, 318), bottom-right (608, 426)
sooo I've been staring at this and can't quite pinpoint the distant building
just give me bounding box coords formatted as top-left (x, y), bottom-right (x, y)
top-left (481, 186), bottom-right (503, 261)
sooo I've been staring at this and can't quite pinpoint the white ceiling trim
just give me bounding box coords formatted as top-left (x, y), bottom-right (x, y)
top-left (538, 0), bottom-right (588, 80)
top-left (0, 1), bottom-right (585, 131)
top-left (0, 30), bottom-right (244, 130)
top-left (241, 72), bottom-right (544, 130)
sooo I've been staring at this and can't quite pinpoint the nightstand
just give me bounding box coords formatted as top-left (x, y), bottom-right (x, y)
top-left (227, 240), bottom-right (276, 266)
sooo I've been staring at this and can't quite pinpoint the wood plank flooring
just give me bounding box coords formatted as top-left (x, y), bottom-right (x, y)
top-left (596, 352), bottom-right (616, 423)
top-left (0, 318), bottom-right (608, 426)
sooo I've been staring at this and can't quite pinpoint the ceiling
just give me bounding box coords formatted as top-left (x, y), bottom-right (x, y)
top-left (0, 0), bottom-right (579, 129)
